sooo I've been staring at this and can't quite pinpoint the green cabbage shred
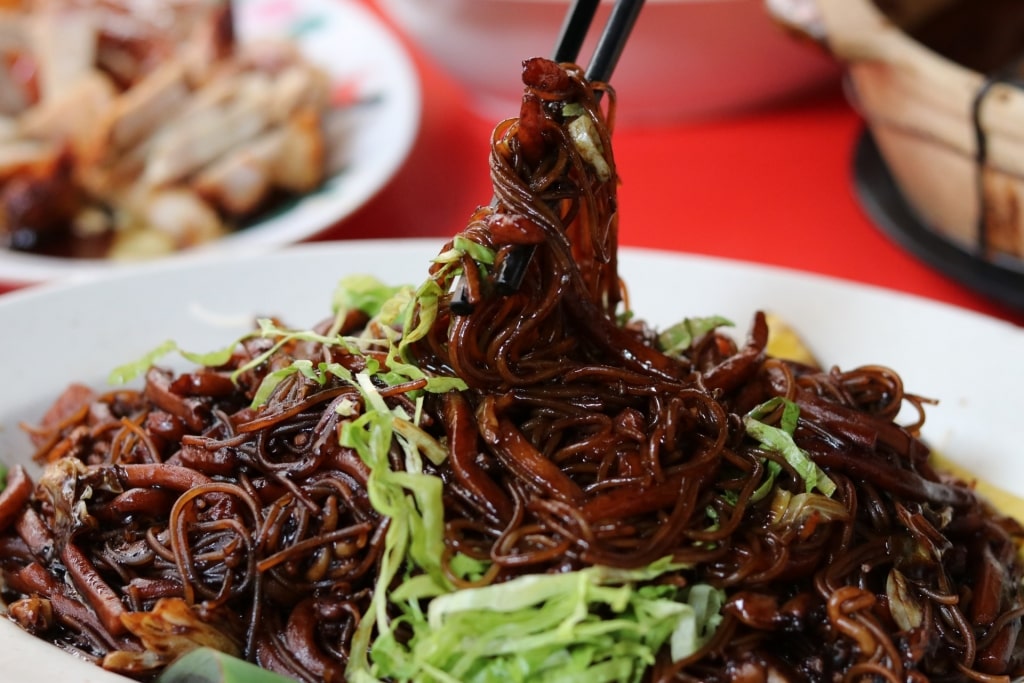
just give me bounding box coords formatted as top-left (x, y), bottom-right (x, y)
top-left (657, 316), bottom-right (733, 355)
top-left (743, 397), bottom-right (836, 497)
top-left (367, 561), bottom-right (724, 683)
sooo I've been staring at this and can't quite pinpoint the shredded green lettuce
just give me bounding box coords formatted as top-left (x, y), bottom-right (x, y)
top-left (743, 397), bottom-right (836, 497)
top-left (368, 559), bottom-right (724, 683)
top-left (337, 273), bottom-right (729, 680)
top-left (398, 237), bottom-right (496, 357)
top-left (109, 274), bottom-right (402, 388)
top-left (0, 462), bottom-right (7, 492)
top-left (158, 647), bottom-right (295, 683)
top-left (452, 236), bottom-right (496, 266)
top-left (249, 359), bottom-right (351, 408)
top-left (107, 338), bottom-right (239, 385)
top-left (657, 316), bottom-right (733, 355)
top-left (768, 488), bottom-right (849, 530)
top-left (333, 274), bottom-right (407, 319)
top-left (340, 376), bottom-right (453, 682)
top-left (106, 277), bottom-right (466, 408)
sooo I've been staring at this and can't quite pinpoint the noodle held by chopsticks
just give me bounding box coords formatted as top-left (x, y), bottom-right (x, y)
top-left (2, 57), bottom-right (1024, 683)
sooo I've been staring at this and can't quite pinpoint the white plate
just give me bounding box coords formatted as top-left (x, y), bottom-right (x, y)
top-left (0, 0), bottom-right (421, 287)
top-left (1, 240), bottom-right (1022, 681)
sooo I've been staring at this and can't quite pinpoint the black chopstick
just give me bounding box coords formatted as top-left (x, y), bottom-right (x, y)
top-left (585, 0), bottom-right (645, 84)
top-left (553, 0), bottom-right (601, 63)
top-left (451, 0), bottom-right (645, 313)
top-left (485, 0), bottom-right (605, 298)
top-left (491, 0), bottom-right (644, 295)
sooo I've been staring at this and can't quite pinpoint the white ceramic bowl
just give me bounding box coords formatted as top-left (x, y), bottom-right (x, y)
top-left (374, 0), bottom-right (840, 127)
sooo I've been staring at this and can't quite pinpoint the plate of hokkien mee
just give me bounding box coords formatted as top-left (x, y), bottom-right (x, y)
top-left (0, 235), bottom-right (1022, 683)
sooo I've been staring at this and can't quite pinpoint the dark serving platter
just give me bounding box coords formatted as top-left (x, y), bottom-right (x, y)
top-left (852, 129), bottom-right (1024, 312)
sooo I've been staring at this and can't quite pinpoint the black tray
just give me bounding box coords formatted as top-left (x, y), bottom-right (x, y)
top-left (851, 130), bottom-right (1024, 311)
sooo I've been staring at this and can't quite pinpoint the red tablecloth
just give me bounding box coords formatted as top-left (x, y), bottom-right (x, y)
top-left (3, 2), bottom-right (1022, 329)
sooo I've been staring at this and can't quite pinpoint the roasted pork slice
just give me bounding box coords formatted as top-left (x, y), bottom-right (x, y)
top-left (193, 129), bottom-right (284, 216)
top-left (143, 87), bottom-right (272, 187)
top-left (177, 1), bottom-right (235, 84)
top-left (192, 105), bottom-right (329, 215)
top-left (193, 151), bottom-right (272, 216)
top-left (92, 58), bottom-right (190, 156)
top-left (0, 12), bottom-right (32, 115)
top-left (18, 70), bottom-right (115, 150)
top-left (0, 115), bottom-right (17, 140)
top-left (76, 132), bottom-right (149, 202)
top-left (0, 137), bottom-right (57, 181)
top-left (0, 66), bottom-right (31, 116)
top-left (265, 62), bottom-right (331, 123)
top-left (271, 107), bottom-right (326, 194)
top-left (28, 7), bottom-right (97, 101)
top-left (139, 188), bottom-right (224, 247)
top-left (32, 0), bottom-right (234, 87)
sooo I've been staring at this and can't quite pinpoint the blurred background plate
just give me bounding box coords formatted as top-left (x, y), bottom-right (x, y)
top-left (0, 0), bottom-right (421, 287)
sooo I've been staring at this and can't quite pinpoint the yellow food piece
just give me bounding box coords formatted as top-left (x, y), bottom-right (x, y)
top-left (765, 313), bottom-right (1024, 524)
top-left (765, 312), bottom-right (819, 367)
top-left (930, 452), bottom-right (1024, 522)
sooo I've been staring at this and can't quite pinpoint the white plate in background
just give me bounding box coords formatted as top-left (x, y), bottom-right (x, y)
top-left (0, 0), bottom-right (421, 286)
top-left (0, 239), bottom-right (1022, 681)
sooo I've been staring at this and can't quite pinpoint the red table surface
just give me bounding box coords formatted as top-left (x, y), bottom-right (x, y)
top-left (1, 3), bottom-right (1022, 330)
